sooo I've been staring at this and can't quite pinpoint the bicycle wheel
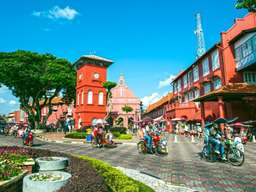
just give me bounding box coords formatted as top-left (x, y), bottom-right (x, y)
top-left (137, 141), bottom-right (146, 154)
top-left (227, 148), bottom-right (245, 166)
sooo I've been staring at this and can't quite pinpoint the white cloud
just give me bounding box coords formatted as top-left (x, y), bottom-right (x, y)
top-left (9, 100), bottom-right (17, 105)
top-left (0, 98), bottom-right (7, 104)
top-left (158, 74), bottom-right (175, 89)
top-left (141, 92), bottom-right (160, 107)
top-left (32, 6), bottom-right (79, 21)
top-left (0, 86), bottom-right (9, 94)
top-left (32, 11), bottom-right (42, 17)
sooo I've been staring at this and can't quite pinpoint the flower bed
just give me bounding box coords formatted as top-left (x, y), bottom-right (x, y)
top-left (0, 153), bottom-right (29, 181)
top-left (0, 146), bottom-right (154, 192)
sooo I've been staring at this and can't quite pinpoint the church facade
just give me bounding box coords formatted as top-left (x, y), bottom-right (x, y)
top-left (109, 75), bottom-right (141, 128)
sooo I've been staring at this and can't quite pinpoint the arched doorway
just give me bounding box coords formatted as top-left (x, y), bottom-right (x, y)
top-left (128, 117), bottom-right (134, 129)
top-left (115, 117), bottom-right (124, 127)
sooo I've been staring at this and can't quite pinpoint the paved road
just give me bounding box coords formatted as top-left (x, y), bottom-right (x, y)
top-left (1, 135), bottom-right (256, 192)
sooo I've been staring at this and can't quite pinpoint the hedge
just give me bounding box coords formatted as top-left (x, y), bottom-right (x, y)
top-left (78, 155), bottom-right (155, 192)
top-left (118, 134), bottom-right (133, 140)
top-left (65, 132), bottom-right (87, 139)
top-left (109, 127), bottom-right (127, 134)
top-left (112, 131), bottom-right (121, 138)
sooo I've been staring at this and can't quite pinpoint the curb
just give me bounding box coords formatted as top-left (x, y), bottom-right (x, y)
top-left (36, 136), bottom-right (85, 145)
top-left (36, 136), bottom-right (137, 146)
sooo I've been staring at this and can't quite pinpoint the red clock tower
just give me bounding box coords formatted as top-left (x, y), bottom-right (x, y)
top-left (74, 55), bottom-right (113, 128)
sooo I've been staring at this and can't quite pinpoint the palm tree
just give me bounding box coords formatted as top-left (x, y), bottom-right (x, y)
top-left (102, 81), bottom-right (117, 119)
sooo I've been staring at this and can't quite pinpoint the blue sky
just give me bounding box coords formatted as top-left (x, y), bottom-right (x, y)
top-left (0, 0), bottom-right (247, 114)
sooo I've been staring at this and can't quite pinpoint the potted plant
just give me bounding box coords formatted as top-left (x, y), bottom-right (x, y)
top-left (36, 157), bottom-right (69, 171)
top-left (23, 171), bottom-right (71, 192)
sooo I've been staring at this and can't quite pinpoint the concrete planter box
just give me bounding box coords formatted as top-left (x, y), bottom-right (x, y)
top-left (23, 171), bottom-right (71, 192)
top-left (0, 171), bottom-right (28, 192)
top-left (36, 157), bottom-right (69, 171)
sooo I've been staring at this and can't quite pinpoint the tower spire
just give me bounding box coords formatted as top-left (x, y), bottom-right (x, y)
top-left (194, 13), bottom-right (206, 58)
top-left (119, 73), bottom-right (125, 86)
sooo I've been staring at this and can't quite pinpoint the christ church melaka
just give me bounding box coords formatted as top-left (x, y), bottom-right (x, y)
top-left (74, 55), bottom-right (113, 129)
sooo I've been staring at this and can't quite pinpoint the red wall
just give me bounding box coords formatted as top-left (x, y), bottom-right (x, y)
top-left (221, 13), bottom-right (256, 84)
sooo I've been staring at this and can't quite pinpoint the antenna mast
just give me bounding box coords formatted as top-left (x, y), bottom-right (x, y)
top-left (194, 13), bottom-right (206, 58)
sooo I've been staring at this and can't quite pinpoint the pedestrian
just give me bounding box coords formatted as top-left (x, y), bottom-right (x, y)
top-left (63, 118), bottom-right (69, 135)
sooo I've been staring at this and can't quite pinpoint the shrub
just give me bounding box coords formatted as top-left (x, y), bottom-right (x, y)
top-left (79, 155), bottom-right (154, 192)
top-left (118, 134), bottom-right (133, 140)
top-left (112, 131), bottom-right (121, 138)
top-left (109, 127), bottom-right (127, 134)
top-left (65, 132), bottom-right (87, 139)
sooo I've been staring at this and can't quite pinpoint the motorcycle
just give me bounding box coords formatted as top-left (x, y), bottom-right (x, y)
top-left (23, 131), bottom-right (33, 147)
top-left (137, 131), bottom-right (168, 154)
top-left (201, 136), bottom-right (245, 166)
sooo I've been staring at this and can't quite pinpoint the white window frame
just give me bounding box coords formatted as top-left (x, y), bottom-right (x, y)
top-left (202, 58), bottom-right (210, 76)
top-left (173, 82), bottom-right (177, 93)
top-left (188, 91), bottom-right (194, 101)
top-left (88, 90), bottom-right (93, 104)
top-left (98, 92), bottom-right (104, 105)
top-left (213, 77), bottom-right (222, 90)
top-left (194, 88), bottom-right (200, 98)
top-left (177, 79), bottom-right (181, 92)
top-left (183, 74), bottom-right (188, 88)
top-left (77, 93), bottom-right (80, 106)
top-left (212, 49), bottom-right (220, 71)
top-left (203, 83), bottom-right (211, 94)
top-left (81, 90), bottom-right (84, 104)
top-left (193, 66), bottom-right (199, 82)
top-left (243, 72), bottom-right (256, 84)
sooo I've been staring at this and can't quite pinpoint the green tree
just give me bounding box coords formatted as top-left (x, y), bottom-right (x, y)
top-left (102, 81), bottom-right (117, 117)
top-left (236, 0), bottom-right (256, 12)
top-left (122, 105), bottom-right (133, 114)
top-left (0, 50), bottom-right (76, 129)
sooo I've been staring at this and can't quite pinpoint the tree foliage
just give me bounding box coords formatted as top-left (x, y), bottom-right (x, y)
top-left (102, 81), bottom-right (117, 119)
top-left (0, 50), bottom-right (76, 129)
top-left (122, 105), bottom-right (133, 114)
top-left (102, 81), bottom-right (117, 98)
top-left (236, 0), bottom-right (256, 12)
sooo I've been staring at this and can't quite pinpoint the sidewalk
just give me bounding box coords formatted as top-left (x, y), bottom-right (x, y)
top-left (37, 132), bottom-right (138, 145)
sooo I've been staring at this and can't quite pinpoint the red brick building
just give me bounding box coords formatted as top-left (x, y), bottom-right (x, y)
top-left (74, 55), bottom-right (113, 128)
top-left (167, 13), bottom-right (256, 126)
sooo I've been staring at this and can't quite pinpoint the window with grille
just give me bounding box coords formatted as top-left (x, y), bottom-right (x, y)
top-left (183, 74), bottom-right (188, 88)
top-left (202, 58), bottom-right (210, 76)
top-left (193, 66), bottom-right (199, 82)
top-left (212, 49), bottom-right (220, 70)
top-left (243, 72), bottom-right (256, 84)
top-left (213, 77), bottom-right (222, 89)
top-left (203, 83), bottom-right (211, 94)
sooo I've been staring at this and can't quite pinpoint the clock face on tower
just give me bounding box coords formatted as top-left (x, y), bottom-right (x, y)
top-left (94, 73), bottom-right (100, 79)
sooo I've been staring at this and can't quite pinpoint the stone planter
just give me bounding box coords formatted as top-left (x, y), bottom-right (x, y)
top-left (36, 157), bottom-right (69, 171)
top-left (0, 171), bottom-right (28, 192)
top-left (23, 171), bottom-right (71, 192)
top-left (23, 158), bottom-right (35, 174)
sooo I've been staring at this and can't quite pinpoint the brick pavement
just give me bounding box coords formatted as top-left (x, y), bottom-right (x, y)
top-left (0, 135), bottom-right (255, 192)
